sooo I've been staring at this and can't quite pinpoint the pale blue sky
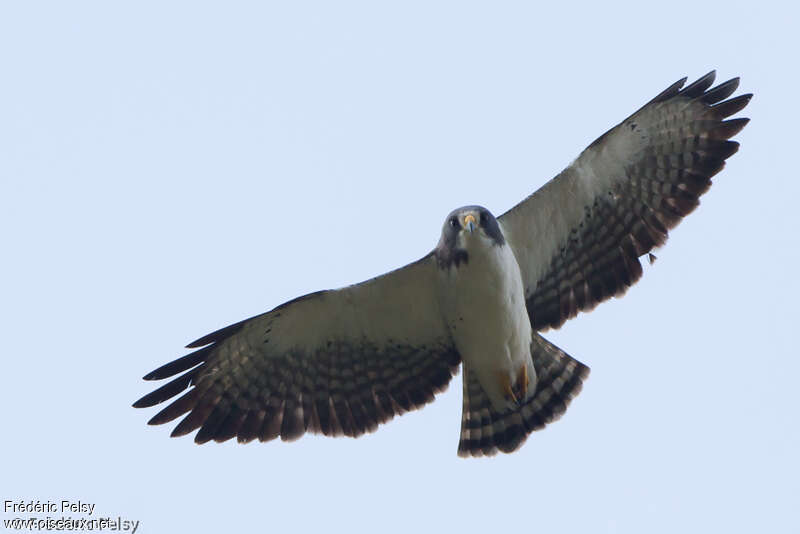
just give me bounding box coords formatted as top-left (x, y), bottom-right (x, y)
top-left (2, 1), bottom-right (798, 533)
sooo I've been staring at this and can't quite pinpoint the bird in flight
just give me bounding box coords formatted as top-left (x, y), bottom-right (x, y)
top-left (134, 71), bottom-right (751, 457)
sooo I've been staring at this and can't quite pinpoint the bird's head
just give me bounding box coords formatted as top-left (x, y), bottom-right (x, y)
top-left (435, 205), bottom-right (505, 269)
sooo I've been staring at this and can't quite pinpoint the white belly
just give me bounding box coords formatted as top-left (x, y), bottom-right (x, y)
top-left (436, 242), bottom-right (533, 410)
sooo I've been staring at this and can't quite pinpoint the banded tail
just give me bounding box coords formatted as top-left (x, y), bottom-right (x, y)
top-left (457, 333), bottom-right (589, 457)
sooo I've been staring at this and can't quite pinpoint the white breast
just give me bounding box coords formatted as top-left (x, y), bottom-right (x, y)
top-left (435, 239), bottom-right (532, 409)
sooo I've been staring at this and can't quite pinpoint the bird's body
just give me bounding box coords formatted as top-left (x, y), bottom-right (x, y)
top-left (435, 208), bottom-right (533, 412)
top-left (134, 70), bottom-right (751, 456)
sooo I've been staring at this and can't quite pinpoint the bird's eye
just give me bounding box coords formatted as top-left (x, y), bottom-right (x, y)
top-left (480, 211), bottom-right (488, 224)
top-left (449, 217), bottom-right (459, 228)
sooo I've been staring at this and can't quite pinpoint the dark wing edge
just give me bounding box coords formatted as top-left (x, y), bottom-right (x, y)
top-left (133, 254), bottom-right (461, 444)
top-left (500, 70), bottom-right (752, 331)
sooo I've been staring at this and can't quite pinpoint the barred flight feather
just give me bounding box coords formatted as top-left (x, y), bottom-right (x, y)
top-left (499, 71), bottom-right (751, 331)
top-left (136, 334), bottom-right (461, 444)
top-left (133, 256), bottom-right (462, 444)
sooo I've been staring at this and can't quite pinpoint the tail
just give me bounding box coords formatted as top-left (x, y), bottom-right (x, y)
top-left (457, 333), bottom-right (589, 457)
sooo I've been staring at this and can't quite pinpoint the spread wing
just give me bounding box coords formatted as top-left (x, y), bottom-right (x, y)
top-left (499, 71), bottom-right (751, 331)
top-left (133, 254), bottom-right (460, 443)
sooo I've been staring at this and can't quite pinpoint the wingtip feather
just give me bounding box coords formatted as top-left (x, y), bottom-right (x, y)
top-left (700, 77), bottom-right (741, 104)
top-left (680, 70), bottom-right (717, 98)
top-left (707, 93), bottom-right (752, 119)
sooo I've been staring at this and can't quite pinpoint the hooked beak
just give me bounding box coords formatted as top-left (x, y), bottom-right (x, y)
top-left (463, 214), bottom-right (476, 233)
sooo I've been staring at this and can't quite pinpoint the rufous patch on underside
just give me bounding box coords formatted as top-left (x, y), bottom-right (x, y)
top-left (499, 364), bottom-right (529, 405)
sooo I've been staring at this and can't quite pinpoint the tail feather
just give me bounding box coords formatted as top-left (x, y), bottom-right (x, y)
top-left (457, 334), bottom-right (589, 457)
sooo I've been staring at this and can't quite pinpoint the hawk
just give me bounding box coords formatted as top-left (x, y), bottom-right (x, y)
top-left (134, 71), bottom-right (751, 457)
